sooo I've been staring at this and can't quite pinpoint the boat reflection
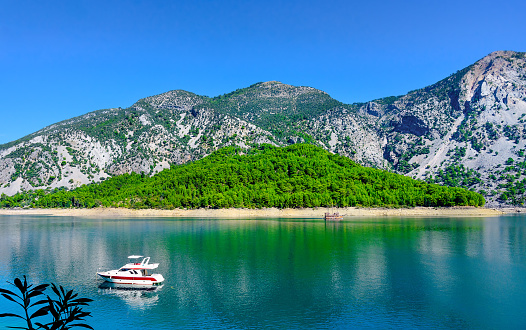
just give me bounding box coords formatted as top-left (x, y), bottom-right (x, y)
top-left (98, 282), bottom-right (162, 309)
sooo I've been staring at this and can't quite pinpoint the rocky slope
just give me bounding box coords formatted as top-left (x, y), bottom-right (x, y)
top-left (1, 51), bottom-right (525, 206)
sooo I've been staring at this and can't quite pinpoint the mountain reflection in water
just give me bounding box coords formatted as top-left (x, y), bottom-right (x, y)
top-left (1, 215), bottom-right (526, 329)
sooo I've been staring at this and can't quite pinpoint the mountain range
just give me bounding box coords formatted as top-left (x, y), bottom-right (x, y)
top-left (1, 50), bottom-right (525, 206)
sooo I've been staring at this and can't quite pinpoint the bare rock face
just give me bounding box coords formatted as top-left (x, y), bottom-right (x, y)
top-left (363, 102), bottom-right (385, 117)
top-left (402, 51), bottom-right (526, 206)
top-left (287, 136), bottom-right (305, 144)
top-left (393, 115), bottom-right (430, 136)
top-left (1, 51), bottom-right (526, 206)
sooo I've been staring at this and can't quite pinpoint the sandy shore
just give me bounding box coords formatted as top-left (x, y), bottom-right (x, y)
top-left (0, 206), bottom-right (512, 218)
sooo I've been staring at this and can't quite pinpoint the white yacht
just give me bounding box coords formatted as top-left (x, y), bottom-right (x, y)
top-left (97, 255), bottom-right (164, 286)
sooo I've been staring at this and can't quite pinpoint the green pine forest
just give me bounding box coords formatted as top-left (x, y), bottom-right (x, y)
top-left (0, 144), bottom-right (484, 209)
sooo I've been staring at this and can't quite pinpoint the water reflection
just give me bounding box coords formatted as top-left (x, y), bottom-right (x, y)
top-left (1, 215), bottom-right (526, 329)
top-left (97, 282), bottom-right (162, 310)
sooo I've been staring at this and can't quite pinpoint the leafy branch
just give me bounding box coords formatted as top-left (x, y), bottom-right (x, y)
top-left (0, 276), bottom-right (93, 330)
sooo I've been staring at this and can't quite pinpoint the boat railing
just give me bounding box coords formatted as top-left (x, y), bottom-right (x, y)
top-left (141, 257), bottom-right (150, 265)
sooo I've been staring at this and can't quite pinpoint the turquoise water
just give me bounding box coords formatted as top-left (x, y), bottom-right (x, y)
top-left (0, 215), bottom-right (525, 329)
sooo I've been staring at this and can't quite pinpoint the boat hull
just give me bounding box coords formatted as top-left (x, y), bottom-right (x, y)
top-left (99, 281), bottom-right (162, 291)
top-left (97, 272), bottom-right (164, 286)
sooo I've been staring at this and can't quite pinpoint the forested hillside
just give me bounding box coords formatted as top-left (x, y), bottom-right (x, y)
top-left (0, 144), bottom-right (484, 209)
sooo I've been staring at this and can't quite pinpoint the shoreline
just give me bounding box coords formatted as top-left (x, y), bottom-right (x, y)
top-left (0, 206), bottom-right (515, 218)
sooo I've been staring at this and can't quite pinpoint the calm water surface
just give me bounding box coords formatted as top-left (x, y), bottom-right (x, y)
top-left (1, 215), bottom-right (525, 329)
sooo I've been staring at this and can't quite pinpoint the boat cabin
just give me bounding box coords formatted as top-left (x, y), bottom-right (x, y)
top-left (117, 268), bottom-right (151, 276)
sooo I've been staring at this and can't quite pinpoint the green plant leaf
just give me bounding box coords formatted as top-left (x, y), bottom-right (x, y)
top-left (0, 313), bottom-right (24, 319)
top-left (2, 293), bottom-right (20, 305)
top-left (27, 289), bottom-right (46, 299)
top-left (51, 284), bottom-right (60, 297)
top-left (65, 289), bottom-right (73, 300)
top-left (13, 277), bottom-right (24, 292)
top-left (29, 299), bottom-right (49, 308)
top-left (34, 322), bottom-right (51, 330)
top-left (0, 287), bottom-right (18, 297)
top-left (30, 307), bottom-right (49, 319)
top-left (32, 284), bottom-right (49, 292)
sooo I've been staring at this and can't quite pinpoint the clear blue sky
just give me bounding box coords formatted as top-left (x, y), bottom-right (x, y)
top-left (1, 0), bottom-right (525, 144)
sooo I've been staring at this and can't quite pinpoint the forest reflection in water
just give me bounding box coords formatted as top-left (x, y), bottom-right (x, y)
top-left (1, 215), bottom-right (525, 329)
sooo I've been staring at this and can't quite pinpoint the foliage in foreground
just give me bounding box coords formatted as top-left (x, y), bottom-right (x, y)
top-left (0, 144), bottom-right (484, 209)
top-left (0, 276), bottom-right (93, 330)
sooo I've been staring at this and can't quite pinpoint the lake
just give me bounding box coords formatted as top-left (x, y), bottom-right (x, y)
top-left (1, 214), bottom-right (525, 329)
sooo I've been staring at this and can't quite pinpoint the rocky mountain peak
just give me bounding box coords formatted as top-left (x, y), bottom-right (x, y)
top-left (260, 80), bottom-right (282, 86)
top-left (224, 81), bottom-right (328, 100)
top-left (137, 90), bottom-right (207, 110)
top-left (461, 50), bottom-right (526, 103)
